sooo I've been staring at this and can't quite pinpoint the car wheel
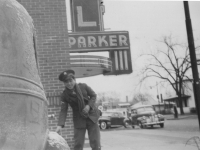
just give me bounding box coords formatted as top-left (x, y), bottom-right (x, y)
top-left (138, 121), bottom-right (143, 129)
top-left (150, 125), bottom-right (153, 128)
top-left (100, 121), bottom-right (107, 130)
top-left (132, 125), bottom-right (135, 129)
top-left (160, 123), bottom-right (164, 128)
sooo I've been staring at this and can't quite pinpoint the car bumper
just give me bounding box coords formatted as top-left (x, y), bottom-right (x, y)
top-left (98, 122), bottom-right (111, 126)
top-left (143, 121), bottom-right (164, 125)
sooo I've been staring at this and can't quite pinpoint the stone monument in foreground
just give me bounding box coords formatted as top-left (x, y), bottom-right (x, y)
top-left (0, 0), bottom-right (69, 149)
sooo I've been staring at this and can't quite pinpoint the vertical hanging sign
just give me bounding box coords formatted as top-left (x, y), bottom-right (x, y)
top-left (69, 0), bottom-right (133, 75)
top-left (105, 49), bottom-right (132, 75)
top-left (70, 0), bottom-right (104, 32)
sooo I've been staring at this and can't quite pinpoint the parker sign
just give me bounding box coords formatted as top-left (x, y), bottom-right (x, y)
top-left (68, 31), bottom-right (130, 53)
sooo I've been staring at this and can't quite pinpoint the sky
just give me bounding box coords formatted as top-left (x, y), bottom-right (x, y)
top-left (66, 1), bottom-right (200, 102)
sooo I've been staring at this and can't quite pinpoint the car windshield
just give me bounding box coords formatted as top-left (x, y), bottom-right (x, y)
top-left (136, 106), bottom-right (154, 114)
top-left (102, 112), bottom-right (113, 117)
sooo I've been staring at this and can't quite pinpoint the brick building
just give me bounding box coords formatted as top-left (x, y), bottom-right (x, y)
top-left (15, 0), bottom-right (133, 149)
top-left (16, 0), bottom-right (75, 148)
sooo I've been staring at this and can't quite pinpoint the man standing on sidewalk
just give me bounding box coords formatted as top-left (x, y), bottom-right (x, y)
top-left (56, 69), bottom-right (101, 150)
top-left (173, 105), bottom-right (178, 119)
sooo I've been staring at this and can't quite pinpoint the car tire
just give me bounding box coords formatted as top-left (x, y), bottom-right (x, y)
top-left (160, 123), bottom-right (164, 128)
top-left (138, 121), bottom-right (143, 129)
top-left (100, 121), bottom-right (107, 130)
top-left (132, 125), bottom-right (135, 129)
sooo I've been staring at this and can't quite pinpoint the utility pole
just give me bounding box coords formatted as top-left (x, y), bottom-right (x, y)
top-left (183, 1), bottom-right (200, 130)
top-left (156, 82), bottom-right (161, 114)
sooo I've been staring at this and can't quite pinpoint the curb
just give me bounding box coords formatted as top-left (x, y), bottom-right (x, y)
top-left (164, 114), bottom-right (197, 120)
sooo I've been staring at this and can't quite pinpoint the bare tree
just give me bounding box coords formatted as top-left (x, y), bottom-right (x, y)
top-left (97, 91), bottom-right (120, 104)
top-left (138, 35), bottom-right (198, 114)
top-left (132, 93), bottom-right (150, 105)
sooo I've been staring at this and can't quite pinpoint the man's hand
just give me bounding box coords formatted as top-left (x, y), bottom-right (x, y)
top-left (56, 126), bottom-right (62, 134)
top-left (82, 105), bottom-right (90, 114)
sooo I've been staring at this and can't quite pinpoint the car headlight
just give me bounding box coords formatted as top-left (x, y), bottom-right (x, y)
top-left (158, 114), bottom-right (163, 118)
top-left (143, 116), bottom-right (146, 119)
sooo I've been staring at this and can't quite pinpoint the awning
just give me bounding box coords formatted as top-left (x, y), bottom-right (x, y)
top-left (70, 55), bottom-right (112, 78)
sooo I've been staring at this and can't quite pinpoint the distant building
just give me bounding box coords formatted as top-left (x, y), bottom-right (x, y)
top-left (118, 103), bottom-right (131, 108)
top-left (96, 101), bottom-right (132, 110)
top-left (164, 79), bottom-right (195, 114)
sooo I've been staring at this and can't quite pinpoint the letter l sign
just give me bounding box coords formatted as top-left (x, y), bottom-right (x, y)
top-left (77, 6), bottom-right (97, 27)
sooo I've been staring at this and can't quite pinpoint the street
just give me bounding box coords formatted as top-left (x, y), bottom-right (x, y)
top-left (84, 114), bottom-right (200, 150)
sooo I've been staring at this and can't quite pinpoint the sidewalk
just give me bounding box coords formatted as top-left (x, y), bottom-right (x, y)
top-left (83, 113), bottom-right (198, 150)
top-left (83, 135), bottom-right (198, 150)
top-left (84, 139), bottom-right (90, 150)
top-left (164, 113), bottom-right (197, 120)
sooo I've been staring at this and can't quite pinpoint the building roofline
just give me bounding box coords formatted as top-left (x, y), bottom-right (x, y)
top-left (164, 95), bottom-right (190, 101)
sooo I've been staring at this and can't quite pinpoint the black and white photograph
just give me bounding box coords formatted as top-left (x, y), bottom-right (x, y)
top-left (0, 0), bottom-right (200, 150)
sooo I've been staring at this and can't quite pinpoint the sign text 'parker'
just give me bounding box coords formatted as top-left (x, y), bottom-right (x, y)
top-left (68, 31), bottom-right (130, 53)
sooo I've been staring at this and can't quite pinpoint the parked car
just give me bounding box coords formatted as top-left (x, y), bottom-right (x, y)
top-left (131, 105), bottom-right (165, 128)
top-left (98, 110), bottom-right (131, 130)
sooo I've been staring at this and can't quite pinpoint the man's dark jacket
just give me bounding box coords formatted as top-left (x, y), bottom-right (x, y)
top-left (58, 83), bottom-right (100, 128)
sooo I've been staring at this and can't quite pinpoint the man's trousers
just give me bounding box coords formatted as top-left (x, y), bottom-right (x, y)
top-left (74, 118), bottom-right (101, 150)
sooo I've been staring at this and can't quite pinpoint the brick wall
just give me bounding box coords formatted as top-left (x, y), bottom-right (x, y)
top-left (47, 92), bottom-right (74, 148)
top-left (16, 0), bottom-right (74, 149)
